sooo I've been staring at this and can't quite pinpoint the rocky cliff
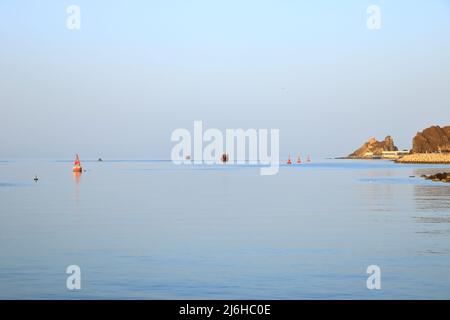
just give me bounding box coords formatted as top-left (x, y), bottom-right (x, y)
top-left (348, 136), bottom-right (398, 158)
top-left (412, 125), bottom-right (450, 153)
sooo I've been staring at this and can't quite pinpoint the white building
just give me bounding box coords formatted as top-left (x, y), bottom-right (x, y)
top-left (382, 150), bottom-right (409, 159)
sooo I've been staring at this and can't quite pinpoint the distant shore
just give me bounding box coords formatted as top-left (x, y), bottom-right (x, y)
top-left (395, 153), bottom-right (450, 164)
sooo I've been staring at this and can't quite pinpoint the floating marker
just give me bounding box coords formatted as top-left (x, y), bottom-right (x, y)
top-left (73, 154), bottom-right (83, 173)
top-left (287, 154), bottom-right (292, 165)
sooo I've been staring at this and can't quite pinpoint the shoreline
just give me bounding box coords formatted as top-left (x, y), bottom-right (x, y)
top-left (335, 154), bottom-right (450, 164)
top-left (395, 153), bottom-right (450, 164)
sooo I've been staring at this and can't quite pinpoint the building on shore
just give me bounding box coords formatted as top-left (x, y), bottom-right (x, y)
top-left (381, 150), bottom-right (409, 159)
top-left (359, 150), bottom-right (409, 159)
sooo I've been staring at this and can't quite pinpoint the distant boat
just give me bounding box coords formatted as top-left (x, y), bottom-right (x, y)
top-left (296, 156), bottom-right (302, 164)
top-left (307, 155), bottom-right (311, 162)
top-left (98, 158), bottom-right (103, 162)
top-left (221, 153), bottom-right (229, 163)
top-left (73, 154), bottom-right (83, 173)
top-left (185, 155), bottom-right (191, 160)
top-left (34, 175), bottom-right (38, 182)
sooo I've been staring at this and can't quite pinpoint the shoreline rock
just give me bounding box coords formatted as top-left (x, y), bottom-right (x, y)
top-left (421, 172), bottom-right (450, 183)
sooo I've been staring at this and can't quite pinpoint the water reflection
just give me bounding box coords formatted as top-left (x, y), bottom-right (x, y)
top-left (73, 172), bottom-right (81, 203)
top-left (357, 170), bottom-right (397, 213)
top-left (358, 183), bottom-right (396, 212)
top-left (413, 184), bottom-right (450, 254)
top-left (73, 171), bottom-right (81, 184)
top-left (414, 185), bottom-right (450, 212)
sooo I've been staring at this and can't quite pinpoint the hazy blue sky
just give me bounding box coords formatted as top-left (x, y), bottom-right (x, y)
top-left (1, 0), bottom-right (449, 159)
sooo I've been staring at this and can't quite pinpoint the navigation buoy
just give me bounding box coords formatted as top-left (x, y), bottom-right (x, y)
top-left (34, 175), bottom-right (39, 182)
top-left (287, 154), bottom-right (292, 165)
top-left (296, 156), bottom-right (302, 164)
top-left (73, 154), bottom-right (83, 173)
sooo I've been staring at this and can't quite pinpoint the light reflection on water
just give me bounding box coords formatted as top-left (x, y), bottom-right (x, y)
top-left (0, 159), bottom-right (449, 299)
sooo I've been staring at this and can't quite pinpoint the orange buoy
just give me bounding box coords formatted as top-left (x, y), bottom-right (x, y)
top-left (287, 154), bottom-right (292, 165)
top-left (73, 154), bottom-right (83, 173)
top-left (296, 155), bottom-right (302, 164)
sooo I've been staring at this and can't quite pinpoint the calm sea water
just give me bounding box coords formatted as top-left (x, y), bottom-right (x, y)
top-left (0, 159), bottom-right (449, 299)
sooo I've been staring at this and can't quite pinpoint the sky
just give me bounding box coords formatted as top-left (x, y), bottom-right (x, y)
top-left (0, 0), bottom-right (449, 159)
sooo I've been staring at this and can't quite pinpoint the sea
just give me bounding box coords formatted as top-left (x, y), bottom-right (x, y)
top-left (0, 159), bottom-right (449, 299)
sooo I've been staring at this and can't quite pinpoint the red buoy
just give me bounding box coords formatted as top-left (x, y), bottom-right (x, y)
top-left (287, 154), bottom-right (292, 165)
top-left (73, 154), bottom-right (83, 173)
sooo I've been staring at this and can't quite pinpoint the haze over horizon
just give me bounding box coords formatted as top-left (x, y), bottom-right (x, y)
top-left (1, 0), bottom-right (450, 159)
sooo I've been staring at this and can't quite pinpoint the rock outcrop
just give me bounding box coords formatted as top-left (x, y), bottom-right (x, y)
top-left (422, 172), bottom-right (450, 183)
top-left (348, 136), bottom-right (398, 158)
top-left (412, 125), bottom-right (450, 153)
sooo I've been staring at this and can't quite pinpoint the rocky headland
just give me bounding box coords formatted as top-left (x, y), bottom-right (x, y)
top-left (347, 136), bottom-right (397, 159)
top-left (395, 125), bottom-right (450, 164)
top-left (345, 125), bottom-right (450, 163)
top-left (412, 125), bottom-right (450, 153)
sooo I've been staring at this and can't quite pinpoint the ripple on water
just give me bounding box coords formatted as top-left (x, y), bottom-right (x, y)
top-left (0, 182), bottom-right (31, 188)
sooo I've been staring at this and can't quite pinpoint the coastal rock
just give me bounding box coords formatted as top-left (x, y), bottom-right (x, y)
top-left (412, 125), bottom-right (450, 153)
top-left (422, 172), bottom-right (450, 183)
top-left (348, 135), bottom-right (398, 158)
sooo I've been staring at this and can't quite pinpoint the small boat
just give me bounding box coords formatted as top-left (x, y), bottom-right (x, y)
top-left (296, 156), bottom-right (302, 164)
top-left (287, 154), bottom-right (292, 165)
top-left (98, 158), bottom-right (103, 162)
top-left (307, 155), bottom-right (311, 162)
top-left (34, 175), bottom-right (39, 182)
top-left (73, 154), bottom-right (83, 173)
top-left (185, 155), bottom-right (191, 160)
top-left (221, 153), bottom-right (229, 163)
